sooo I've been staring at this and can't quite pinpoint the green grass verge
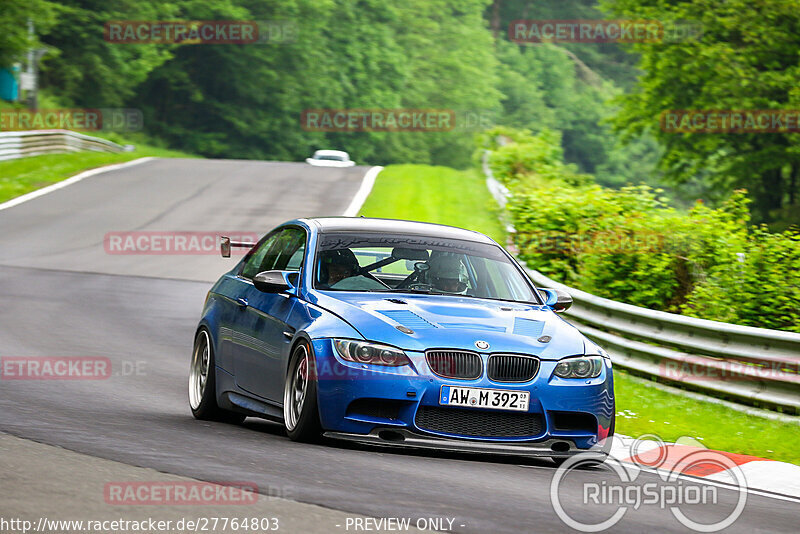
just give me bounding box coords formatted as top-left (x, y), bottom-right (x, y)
top-left (361, 162), bottom-right (800, 465)
top-left (614, 371), bottom-right (800, 465)
top-left (1, 92), bottom-right (195, 203)
top-left (0, 142), bottom-right (195, 204)
top-left (359, 164), bottom-right (507, 243)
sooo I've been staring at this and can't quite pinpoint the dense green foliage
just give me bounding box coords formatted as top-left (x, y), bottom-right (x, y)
top-left (602, 0), bottom-right (800, 225)
top-left (2, 0), bottom-right (799, 224)
top-left (0, 0), bottom-right (58, 66)
top-left (486, 129), bottom-right (800, 332)
top-left (0, 0), bottom-right (648, 175)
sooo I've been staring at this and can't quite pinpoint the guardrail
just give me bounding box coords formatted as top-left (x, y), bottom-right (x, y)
top-left (483, 150), bottom-right (800, 414)
top-left (0, 130), bottom-right (129, 161)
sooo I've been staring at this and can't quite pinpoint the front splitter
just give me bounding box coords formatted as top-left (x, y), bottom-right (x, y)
top-left (324, 428), bottom-right (608, 460)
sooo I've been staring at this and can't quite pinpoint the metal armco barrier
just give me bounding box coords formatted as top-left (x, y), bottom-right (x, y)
top-left (484, 150), bottom-right (800, 414)
top-left (526, 268), bottom-right (800, 414)
top-left (0, 130), bottom-right (127, 161)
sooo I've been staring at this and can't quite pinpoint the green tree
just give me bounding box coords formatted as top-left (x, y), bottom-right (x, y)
top-left (0, 0), bottom-right (58, 68)
top-left (39, 0), bottom-right (178, 107)
top-left (602, 0), bottom-right (800, 224)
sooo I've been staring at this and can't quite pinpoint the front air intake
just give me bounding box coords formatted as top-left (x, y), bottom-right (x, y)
top-left (487, 354), bottom-right (540, 383)
top-left (425, 350), bottom-right (482, 380)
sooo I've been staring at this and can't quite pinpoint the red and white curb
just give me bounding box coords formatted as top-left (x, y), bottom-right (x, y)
top-left (609, 435), bottom-right (800, 500)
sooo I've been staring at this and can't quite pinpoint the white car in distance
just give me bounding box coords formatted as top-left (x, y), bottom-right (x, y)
top-left (305, 150), bottom-right (355, 167)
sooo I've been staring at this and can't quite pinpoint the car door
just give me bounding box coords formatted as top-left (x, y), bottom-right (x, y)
top-left (215, 231), bottom-right (279, 373)
top-left (232, 227), bottom-right (306, 402)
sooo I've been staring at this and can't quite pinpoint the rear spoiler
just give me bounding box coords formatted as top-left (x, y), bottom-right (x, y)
top-left (220, 235), bottom-right (256, 258)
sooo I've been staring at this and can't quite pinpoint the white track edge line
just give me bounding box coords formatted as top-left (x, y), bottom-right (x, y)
top-left (342, 166), bottom-right (383, 217)
top-left (0, 157), bottom-right (156, 213)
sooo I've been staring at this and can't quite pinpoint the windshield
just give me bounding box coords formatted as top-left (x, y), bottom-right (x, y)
top-left (314, 232), bottom-right (539, 303)
top-left (315, 154), bottom-right (346, 161)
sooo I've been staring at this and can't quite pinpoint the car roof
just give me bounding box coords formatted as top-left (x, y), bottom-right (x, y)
top-left (313, 150), bottom-right (349, 157)
top-left (303, 217), bottom-right (497, 244)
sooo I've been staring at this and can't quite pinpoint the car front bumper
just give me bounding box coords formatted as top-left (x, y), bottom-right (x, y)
top-left (312, 339), bottom-right (614, 454)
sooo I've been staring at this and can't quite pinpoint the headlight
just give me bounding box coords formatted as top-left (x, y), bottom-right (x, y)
top-left (333, 339), bottom-right (410, 367)
top-left (553, 355), bottom-right (604, 379)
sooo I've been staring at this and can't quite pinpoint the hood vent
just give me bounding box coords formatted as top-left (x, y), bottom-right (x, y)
top-left (513, 317), bottom-right (545, 338)
top-left (379, 309), bottom-right (437, 329)
top-left (438, 322), bottom-right (506, 333)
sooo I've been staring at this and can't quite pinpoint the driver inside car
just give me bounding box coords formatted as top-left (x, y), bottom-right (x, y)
top-left (318, 249), bottom-right (386, 290)
top-left (426, 254), bottom-right (469, 294)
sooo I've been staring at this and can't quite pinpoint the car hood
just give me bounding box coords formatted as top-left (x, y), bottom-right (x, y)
top-left (309, 291), bottom-right (586, 359)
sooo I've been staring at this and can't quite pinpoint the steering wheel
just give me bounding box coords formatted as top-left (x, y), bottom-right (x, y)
top-left (395, 262), bottom-right (430, 290)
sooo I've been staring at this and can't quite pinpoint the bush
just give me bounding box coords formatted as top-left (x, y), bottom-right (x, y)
top-left (486, 129), bottom-right (799, 330)
top-left (487, 129), bottom-right (593, 188)
top-left (510, 185), bottom-right (751, 310)
top-left (681, 228), bottom-right (800, 332)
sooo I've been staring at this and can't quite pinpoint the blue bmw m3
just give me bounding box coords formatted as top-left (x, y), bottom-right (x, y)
top-left (189, 217), bottom-right (614, 462)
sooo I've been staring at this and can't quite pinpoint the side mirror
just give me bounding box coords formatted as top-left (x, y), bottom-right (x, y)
top-left (253, 270), bottom-right (294, 293)
top-left (220, 235), bottom-right (256, 258)
top-left (540, 288), bottom-right (572, 313)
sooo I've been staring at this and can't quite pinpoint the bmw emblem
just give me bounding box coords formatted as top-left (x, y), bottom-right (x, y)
top-left (475, 340), bottom-right (490, 350)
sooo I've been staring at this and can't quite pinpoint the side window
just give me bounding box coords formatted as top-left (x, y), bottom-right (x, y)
top-left (241, 233), bottom-right (279, 280)
top-left (242, 228), bottom-right (306, 279)
top-left (272, 229), bottom-right (306, 271)
top-left (285, 245), bottom-right (306, 271)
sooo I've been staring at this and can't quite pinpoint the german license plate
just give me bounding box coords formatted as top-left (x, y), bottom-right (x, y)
top-left (439, 385), bottom-right (530, 412)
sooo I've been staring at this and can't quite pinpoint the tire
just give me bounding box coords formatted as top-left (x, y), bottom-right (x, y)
top-left (189, 329), bottom-right (246, 424)
top-left (283, 340), bottom-right (322, 442)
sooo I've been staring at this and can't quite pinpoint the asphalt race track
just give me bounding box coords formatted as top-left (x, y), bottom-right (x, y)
top-left (0, 158), bottom-right (796, 533)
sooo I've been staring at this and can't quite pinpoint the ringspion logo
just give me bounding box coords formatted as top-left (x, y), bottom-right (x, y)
top-left (551, 435), bottom-right (748, 532)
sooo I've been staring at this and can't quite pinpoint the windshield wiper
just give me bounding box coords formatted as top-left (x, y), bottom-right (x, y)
top-left (386, 287), bottom-right (433, 294)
